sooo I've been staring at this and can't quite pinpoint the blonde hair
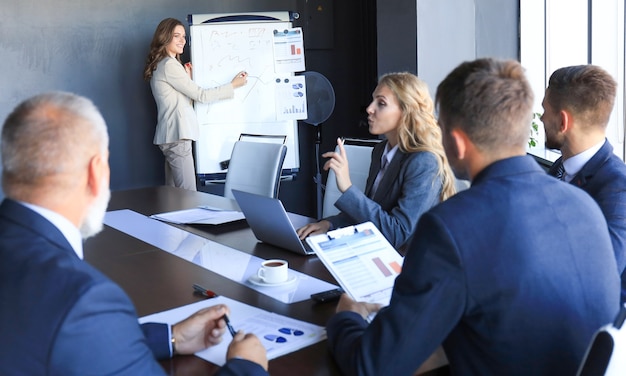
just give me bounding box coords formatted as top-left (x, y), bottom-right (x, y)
top-left (378, 72), bottom-right (456, 201)
top-left (143, 18), bottom-right (184, 81)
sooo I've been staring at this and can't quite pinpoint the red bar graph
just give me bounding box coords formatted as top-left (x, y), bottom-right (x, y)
top-left (372, 257), bottom-right (392, 277)
top-left (389, 261), bottom-right (402, 274)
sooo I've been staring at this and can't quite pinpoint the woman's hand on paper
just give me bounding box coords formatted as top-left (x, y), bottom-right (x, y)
top-left (297, 220), bottom-right (331, 240)
top-left (336, 294), bottom-right (382, 321)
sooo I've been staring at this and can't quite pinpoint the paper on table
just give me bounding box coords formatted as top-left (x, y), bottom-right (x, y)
top-left (138, 296), bottom-right (326, 366)
top-left (150, 207), bottom-right (245, 225)
top-left (305, 221), bottom-right (404, 307)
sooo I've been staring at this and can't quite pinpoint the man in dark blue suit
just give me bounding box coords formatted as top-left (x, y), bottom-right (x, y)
top-left (542, 64), bottom-right (626, 304)
top-left (0, 92), bottom-right (268, 375)
top-left (326, 58), bottom-right (620, 375)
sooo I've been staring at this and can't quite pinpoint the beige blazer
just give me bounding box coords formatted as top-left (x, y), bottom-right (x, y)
top-left (150, 57), bottom-right (234, 145)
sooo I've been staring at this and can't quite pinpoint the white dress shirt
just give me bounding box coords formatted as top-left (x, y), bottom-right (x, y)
top-left (561, 140), bottom-right (605, 182)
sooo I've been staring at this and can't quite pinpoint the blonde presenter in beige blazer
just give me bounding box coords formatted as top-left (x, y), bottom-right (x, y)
top-left (144, 18), bottom-right (248, 190)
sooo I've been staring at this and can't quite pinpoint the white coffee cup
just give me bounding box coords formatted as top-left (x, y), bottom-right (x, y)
top-left (257, 259), bottom-right (289, 284)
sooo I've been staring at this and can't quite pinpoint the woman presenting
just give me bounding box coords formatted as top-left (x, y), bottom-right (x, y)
top-left (297, 72), bottom-right (456, 250)
top-left (143, 18), bottom-right (248, 190)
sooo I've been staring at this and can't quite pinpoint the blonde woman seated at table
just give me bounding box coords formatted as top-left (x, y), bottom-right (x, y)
top-left (297, 72), bottom-right (456, 249)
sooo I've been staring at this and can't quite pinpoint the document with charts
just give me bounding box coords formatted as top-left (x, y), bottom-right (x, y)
top-left (305, 221), bottom-right (404, 306)
top-left (139, 296), bottom-right (325, 366)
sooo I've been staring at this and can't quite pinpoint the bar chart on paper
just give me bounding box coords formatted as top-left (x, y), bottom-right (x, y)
top-left (276, 75), bottom-right (307, 121)
top-left (273, 27), bottom-right (305, 73)
top-left (283, 103), bottom-right (305, 114)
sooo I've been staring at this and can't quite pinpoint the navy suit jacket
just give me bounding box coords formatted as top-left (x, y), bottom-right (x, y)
top-left (326, 140), bottom-right (442, 249)
top-left (0, 199), bottom-right (265, 375)
top-left (327, 156), bottom-right (619, 375)
top-left (548, 140), bottom-right (626, 303)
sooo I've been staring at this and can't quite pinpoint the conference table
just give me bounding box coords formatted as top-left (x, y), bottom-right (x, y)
top-left (84, 186), bottom-right (447, 375)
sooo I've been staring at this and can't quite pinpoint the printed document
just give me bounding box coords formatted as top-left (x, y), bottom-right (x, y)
top-left (150, 206), bottom-right (244, 225)
top-left (139, 296), bottom-right (325, 366)
top-left (305, 221), bottom-right (404, 307)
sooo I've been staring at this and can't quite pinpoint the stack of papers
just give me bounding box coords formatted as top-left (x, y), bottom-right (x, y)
top-left (150, 206), bottom-right (245, 225)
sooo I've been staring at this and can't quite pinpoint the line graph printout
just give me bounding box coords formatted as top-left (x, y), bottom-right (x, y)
top-left (306, 222), bottom-right (405, 306)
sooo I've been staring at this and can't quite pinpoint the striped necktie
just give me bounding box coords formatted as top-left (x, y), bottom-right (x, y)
top-left (555, 163), bottom-right (565, 180)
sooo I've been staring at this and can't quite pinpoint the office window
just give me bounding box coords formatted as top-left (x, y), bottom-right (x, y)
top-left (521, 0), bottom-right (625, 162)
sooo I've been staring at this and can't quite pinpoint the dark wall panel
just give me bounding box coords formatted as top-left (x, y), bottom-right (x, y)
top-left (0, 0), bottom-right (296, 197)
top-left (0, 0), bottom-right (376, 218)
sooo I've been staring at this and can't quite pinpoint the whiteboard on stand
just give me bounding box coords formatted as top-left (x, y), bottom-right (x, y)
top-left (189, 15), bottom-right (303, 180)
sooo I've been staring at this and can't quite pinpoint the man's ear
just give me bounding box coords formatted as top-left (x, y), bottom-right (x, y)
top-left (86, 154), bottom-right (105, 198)
top-left (559, 109), bottom-right (572, 133)
top-left (449, 128), bottom-right (469, 161)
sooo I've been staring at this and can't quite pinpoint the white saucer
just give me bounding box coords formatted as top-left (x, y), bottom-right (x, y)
top-left (248, 274), bottom-right (297, 287)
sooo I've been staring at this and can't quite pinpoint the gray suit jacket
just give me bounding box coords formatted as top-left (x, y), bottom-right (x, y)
top-left (150, 57), bottom-right (234, 145)
top-left (326, 140), bottom-right (442, 249)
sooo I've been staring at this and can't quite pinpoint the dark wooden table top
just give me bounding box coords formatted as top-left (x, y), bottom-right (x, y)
top-left (84, 186), bottom-right (448, 376)
top-left (84, 186), bottom-right (341, 375)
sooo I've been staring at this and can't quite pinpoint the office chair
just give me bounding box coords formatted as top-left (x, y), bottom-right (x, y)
top-left (322, 138), bottom-right (381, 218)
top-left (223, 140), bottom-right (287, 200)
top-left (577, 302), bottom-right (626, 376)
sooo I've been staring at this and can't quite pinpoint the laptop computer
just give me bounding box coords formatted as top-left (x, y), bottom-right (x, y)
top-left (232, 189), bottom-right (316, 255)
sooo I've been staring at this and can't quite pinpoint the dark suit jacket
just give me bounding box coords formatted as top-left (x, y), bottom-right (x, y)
top-left (0, 199), bottom-right (265, 375)
top-left (327, 156), bottom-right (619, 375)
top-left (326, 140), bottom-right (442, 249)
top-left (548, 140), bottom-right (626, 303)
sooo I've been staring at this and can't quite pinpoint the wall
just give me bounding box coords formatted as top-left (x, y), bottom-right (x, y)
top-left (376, 0), bottom-right (418, 75)
top-left (377, 0), bottom-right (519, 92)
top-left (0, 0), bottom-right (377, 217)
top-left (0, 0), bottom-right (517, 217)
top-left (0, 0), bottom-right (290, 198)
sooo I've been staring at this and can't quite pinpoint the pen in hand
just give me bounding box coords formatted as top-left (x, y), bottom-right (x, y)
top-left (223, 314), bottom-right (237, 337)
top-left (192, 285), bottom-right (235, 337)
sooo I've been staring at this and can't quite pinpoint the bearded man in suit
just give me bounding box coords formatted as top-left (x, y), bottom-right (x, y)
top-left (0, 92), bottom-right (267, 375)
